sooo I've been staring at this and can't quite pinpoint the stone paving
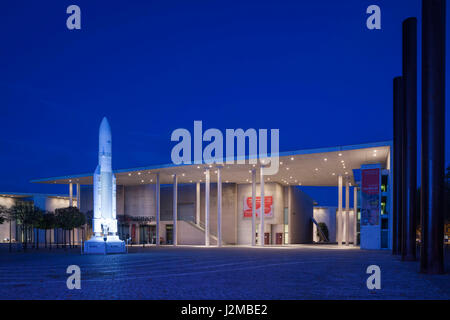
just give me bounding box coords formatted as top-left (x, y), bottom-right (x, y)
top-left (0, 244), bottom-right (448, 300)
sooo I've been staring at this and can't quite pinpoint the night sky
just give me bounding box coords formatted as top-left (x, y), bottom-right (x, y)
top-left (0, 0), bottom-right (449, 206)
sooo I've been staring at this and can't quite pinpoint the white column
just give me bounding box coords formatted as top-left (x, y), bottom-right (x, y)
top-left (345, 178), bottom-right (350, 246)
top-left (156, 173), bottom-right (160, 246)
top-left (196, 182), bottom-right (201, 226)
top-left (251, 169), bottom-right (256, 246)
top-left (173, 174), bottom-right (177, 246)
top-left (353, 186), bottom-right (358, 246)
top-left (205, 169), bottom-right (210, 246)
top-left (260, 166), bottom-right (265, 247)
top-left (76, 183), bottom-right (80, 208)
top-left (217, 167), bottom-right (222, 247)
top-left (69, 183), bottom-right (73, 207)
top-left (337, 175), bottom-right (343, 245)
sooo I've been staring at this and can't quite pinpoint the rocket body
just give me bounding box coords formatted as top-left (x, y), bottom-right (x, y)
top-left (93, 117), bottom-right (117, 237)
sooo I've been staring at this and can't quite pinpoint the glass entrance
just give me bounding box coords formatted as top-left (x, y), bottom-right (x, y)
top-left (139, 225), bottom-right (157, 244)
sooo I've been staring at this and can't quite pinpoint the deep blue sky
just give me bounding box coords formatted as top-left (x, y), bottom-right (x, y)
top-left (0, 0), bottom-right (449, 206)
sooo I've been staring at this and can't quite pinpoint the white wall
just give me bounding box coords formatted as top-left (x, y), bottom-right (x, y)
top-left (236, 182), bottom-right (284, 245)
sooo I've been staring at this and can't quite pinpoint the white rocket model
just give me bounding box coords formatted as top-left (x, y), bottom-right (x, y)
top-left (93, 117), bottom-right (117, 237)
top-left (84, 117), bottom-right (125, 254)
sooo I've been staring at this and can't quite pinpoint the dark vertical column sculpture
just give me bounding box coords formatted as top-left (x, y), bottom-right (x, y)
top-left (420, 0), bottom-right (446, 274)
top-left (393, 76), bottom-right (404, 255)
top-left (401, 18), bottom-right (417, 261)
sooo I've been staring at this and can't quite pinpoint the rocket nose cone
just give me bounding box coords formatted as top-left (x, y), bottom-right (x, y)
top-left (99, 117), bottom-right (112, 154)
top-left (100, 117), bottom-right (111, 134)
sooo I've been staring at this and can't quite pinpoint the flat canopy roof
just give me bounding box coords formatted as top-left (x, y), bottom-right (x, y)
top-left (0, 192), bottom-right (72, 199)
top-left (31, 141), bottom-right (391, 187)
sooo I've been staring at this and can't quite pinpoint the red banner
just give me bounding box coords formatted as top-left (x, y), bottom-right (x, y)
top-left (361, 168), bottom-right (380, 226)
top-left (244, 196), bottom-right (273, 218)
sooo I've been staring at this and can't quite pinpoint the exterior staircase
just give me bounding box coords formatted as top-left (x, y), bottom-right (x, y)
top-left (182, 219), bottom-right (221, 245)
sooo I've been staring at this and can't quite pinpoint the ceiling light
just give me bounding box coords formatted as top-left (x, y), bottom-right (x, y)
top-left (286, 167), bottom-right (289, 170)
top-left (290, 157), bottom-right (294, 161)
top-left (315, 168), bottom-right (319, 171)
top-left (128, 173), bottom-right (131, 176)
top-left (324, 158), bottom-right (327, 161)
top-left (332, 173), bottom-right (336, 175)
top-left (338, 153), bottom-right (342, 156)
top-left (280, 161), bottom-right (283, 165)
top-left (345, 172), bottom-right (348, 175)
top-left (141, 180), bottom-right (144, 183)
top-left (138, 172), bottom-right (141, 175)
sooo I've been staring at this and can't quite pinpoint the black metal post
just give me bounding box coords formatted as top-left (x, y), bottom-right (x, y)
top-left (420, 0), bottom-right (446, 274)
top-left (401, 17), bottom-right (417, 261)
top-left (393, 76), bottom-right (404, 255)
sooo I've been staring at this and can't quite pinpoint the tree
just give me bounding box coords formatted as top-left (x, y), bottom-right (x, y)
top-left (39, 212), bottom-right (56, 249)
top-left (10, 203), bottom-right (42, 251)
top-left (32, 209), bottom-right (44, 249)
top-left (0, 205), bottom-right (9, 225)
top-left (55, 206), bottom-right (82, 250)
top-left (73, 209), bottom-right (86, 247)
top-left (0, 205), bottom-right (12, 252)
top-left (316, 222), bottom-right (329, 242)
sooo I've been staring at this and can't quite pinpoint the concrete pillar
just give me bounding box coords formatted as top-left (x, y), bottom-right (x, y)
top-left (345, 178), bottom-right (350, 246)
top-left (260, 166), bottom-right (265, 246)
top-left (251, 169), bottom-right (256, 246)
top-left (402, 17), bottom-right (417, 261)
top-left (337, 175), bottom-right (343, 245)
top-left (353, 186), bottom-right (358, 246)
top-left (173, 174), bottom-right (177, 246)
top-left (393, 76), bottom-right (404, 255)
top-left (196, 182), bottom-right (201, 226)
top-left (69, 183), bottom-right (73, 207)
top-left (217, 167), bottom-right (222, 247)
top-left (205, 169), bottom-right (210, 246)
top-left (76, 183), bottom-right (80, 208)
top-left (420, 0), bottom-right (446, 274)
top-left (156, 173), bottom-right (160, 246)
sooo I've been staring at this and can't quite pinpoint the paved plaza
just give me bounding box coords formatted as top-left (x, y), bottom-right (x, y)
top-left (0, 245), bottom-right (449, 300)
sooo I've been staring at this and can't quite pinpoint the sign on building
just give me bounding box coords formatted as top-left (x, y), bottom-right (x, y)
top-left (244, 196), bottom-right (273, 218)
top-left (361, 168), bottom-right (380, 226)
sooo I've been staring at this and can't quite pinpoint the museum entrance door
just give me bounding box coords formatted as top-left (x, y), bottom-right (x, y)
top-left (276, 233), bottom-right (283, 245)
top-left (166, 225), bottom-right (173, 244)
top-left (264, 232), bottom-right (270, 245)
